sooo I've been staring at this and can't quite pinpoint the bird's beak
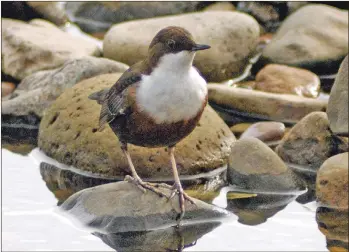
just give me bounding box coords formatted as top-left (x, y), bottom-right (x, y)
top-left (191, 44), bottom-right (211, 51)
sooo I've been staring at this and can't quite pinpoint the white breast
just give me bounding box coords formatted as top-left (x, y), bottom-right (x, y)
top-left (137, 51), bottom-right (207, 124)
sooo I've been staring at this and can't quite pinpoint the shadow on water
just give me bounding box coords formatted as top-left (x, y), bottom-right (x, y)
top-left (93, 222), bottom-right (221, 252)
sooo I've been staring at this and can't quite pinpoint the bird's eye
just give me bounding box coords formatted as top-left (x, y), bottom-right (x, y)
top-left (167, 39), bottom-right (176, 49)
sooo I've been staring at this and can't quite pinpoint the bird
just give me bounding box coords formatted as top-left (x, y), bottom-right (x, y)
top-left (89, 26), bottom-right (210, 221)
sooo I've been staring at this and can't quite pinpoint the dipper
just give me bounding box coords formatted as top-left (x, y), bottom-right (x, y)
top-left (89, 26), bottom-right (210, 220)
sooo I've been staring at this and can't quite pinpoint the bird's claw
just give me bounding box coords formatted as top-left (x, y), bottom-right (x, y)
top-left (125, 175), bottom-right (169, 199)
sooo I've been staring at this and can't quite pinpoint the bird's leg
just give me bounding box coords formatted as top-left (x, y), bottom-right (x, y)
top-left (168, 146), bottom-right (196, 222)
top-left (121, 142), bottom-right (169, 199)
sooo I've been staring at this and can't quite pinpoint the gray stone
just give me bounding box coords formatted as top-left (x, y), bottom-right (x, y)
top-left (227, 137), bottom-right (305, 193)
top-left (103, 11), bottom-right (260, 82)
top-left (327, 55), bottom-right (348, 136)
top-left (61, 181), bottom-right (230, 233)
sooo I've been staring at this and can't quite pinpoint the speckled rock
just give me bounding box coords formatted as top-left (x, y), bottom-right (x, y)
top-left (104, 11), bottom-right (260, 82)
top-left (255, 64), bottom-right (320, 98)
top-left (61, 181), bottom-right (230, 233)
top-left (327, 55), bottom-right (348, 136)
top-left (227, 137), bottom-right (305, 193)
top-left (260, 4), bottom-right (348, 73)
top-left (38, 73), bottom-right (236, 178)
top-left (316, 153), bottom-right (348, 209)
top-left (208, 84), bottom-right (327, 124)
top-left (276, 112), bottom-right (348, 171)
top-left (1, 18), bottom-right (101, 80)
top-left (240, 121), bottom-right (285, 143)
top-left (2, 56), bottom-right (128, 118)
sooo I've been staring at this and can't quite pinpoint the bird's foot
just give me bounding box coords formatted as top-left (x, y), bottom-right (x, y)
top-left (124, 175), bottom-right (169, 199)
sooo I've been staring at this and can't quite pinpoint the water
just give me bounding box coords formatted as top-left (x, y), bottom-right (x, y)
top-left (2, 147), bottom-right (330, 251)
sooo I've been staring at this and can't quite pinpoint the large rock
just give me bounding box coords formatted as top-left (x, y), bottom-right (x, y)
top-left (260, 4), bottom-right (348, 73)
top-left (208, 84), bottom-right (327, 124)
top-left (61, 181), bottom-right (230, 233)
top-left (38, 73), bottom-right (236, 178)
top-left (255, 64), bottom-right (320, 98)
top-left (316, 153), bottom-right (348, 209)
top-left (327, 55), bottom-right (348, 136)
top-left (2, 56), bottom-right (128, 118)
top-left (1, 18), bottom-right (101, 80)
top-left (103, 11), bottom-right (260, 82)
top-left (276, 112), bottom-right (348, 171)
top-left (227, 137), bottom-right (305, 193)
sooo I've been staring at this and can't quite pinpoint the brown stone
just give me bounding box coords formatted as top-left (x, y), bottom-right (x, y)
top-left (240, 121), bottom-right (285, 142)
top-left (1, 82), bottom-right (15, 97)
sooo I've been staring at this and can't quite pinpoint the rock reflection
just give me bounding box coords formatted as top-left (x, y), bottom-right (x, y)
top-left (316, 207), bottom-right (348, 252)
top-left (226, 192), bottom-right (297, 225)
top-left (93, 222), bottom-right (220, 252)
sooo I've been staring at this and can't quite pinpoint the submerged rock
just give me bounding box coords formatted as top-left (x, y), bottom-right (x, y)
top-left (38, 73), bottom-right (235, 179)
top-left (61, 181), bottom-right (230, 233)
top-left (276, 112), bottom-right (348, 171)
top-left (316, 153), bottom-right (348, 209)
top-left (104, 11), bottom-right (260, 82)
top-left (1, 18), bottom-right (101, 80)
top-left (327, 55), bottom-right (348, 136)
top-left (227, 137), bottom-right (305, 193)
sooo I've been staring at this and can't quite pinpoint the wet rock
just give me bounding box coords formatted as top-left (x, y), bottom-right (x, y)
top-left (276, 112), bottom-right (348, 171)
top-left (2, 56), bottom-right (128, 118)
top-left (38, 73), bottom-right (235, 178)
top-left (327, 55), bottom-right (348, 136)
top-left (61, 181), bottom-right (230, 233)
top-left (93, 222), bottom-right (220, 252)
top-left (227, 137), bottom-right (305, 193)
top-left (240, 121), bottom-right (285, 143)
top-left (1, 18), bottom-right (101, 80)
top-left (227, 192), bottom-right (297, 225)
top-left (255, 64), bottom-right (320, 98)
top-left (208, 84), bottom-right (327, 124)
top-left (1, 82), bottom-right (15, 97)
top-left (104, 11), bottom-right (260, 82)
top-left (27, 2), bottom-right (68, 26)
top-left (316, 153), bottom-right (348, 209)
top-left (65, 2), bottom-right (201, 34)
top-left (203, 2), bottom-right (235, 12)
top-left (260, 4), bottom-right (348, 74)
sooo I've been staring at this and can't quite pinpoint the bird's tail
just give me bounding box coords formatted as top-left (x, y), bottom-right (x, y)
top-left (88, 89), bottom-right (109, 105)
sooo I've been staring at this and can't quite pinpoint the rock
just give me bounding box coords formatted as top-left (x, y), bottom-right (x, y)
top-left (38, 73), bottom-right (236, 178)
top-left (208, 84), bottom-right (328, 124)
top-left (260, 4), bottom-right (348, 74)
top-left (61, 181), bottom-right (230, 233)
top-left (227, 137), bottom-right (305, 193)
top-left (2, 82), bottom-right (16, 97)
top-left (93, 222), bottom-right (220, 251)
top-left (203, 2), bottom-right (235, 12)
top-left (327, 55), bottom-right (348, 136)
top-left (316, 153), bottom-right (348, 209)
top-left (240, 121), bottom-right (285, 143)
top-left (27, 1), bottom-right (68, 26)
top-left (65, 2), bottom-right (202, 33)
top-left (104, 11), bottom-right (260, 82)
top-left (1, 18), bottom-right (101, 80)
top-left (276, 112), bottom-right (348, 171)
top-left (2, 56), bottom-right (128, 118)
top-left (255, 64), bottom-right (320, 98)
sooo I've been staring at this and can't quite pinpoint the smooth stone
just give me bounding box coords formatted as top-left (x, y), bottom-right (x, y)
top-left (104, 11), bottom-right (260, 82)
top-left (227, 137), bottom-right (305, 193)
top-left (327, 55), bottom-right (348, 136)
top-left (27, 1), bottom-right (68, 26)
top-left (240, 121), bottom-right (285, 142)
top-left (38, 73), bottom-right (236, 178)
top-left (203, 2), bottom-right (235, 11)
top-left (276, 112), bottom-right (348, 171)
top-left (260, 4), bottom-right (348, 73)
top-left (208, 84), bottom-right (327, 124)
top-left (1, 82), bottom-right (16, 97)
top-left (61, 181), bottom-right (230, 233)
top-left (255, 64), bottom-right (320, 98)
top-left (1, 56), bottom-right (128, 118)
top-left (1, 18), bottom-right (101, 80)
top-left (316, 153), bottom-right (348, 209)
